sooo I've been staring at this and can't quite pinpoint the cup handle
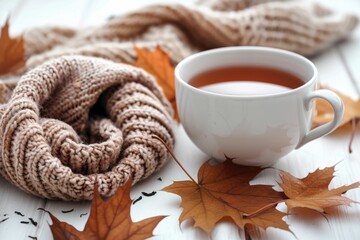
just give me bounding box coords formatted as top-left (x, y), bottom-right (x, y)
top-left (296, 89), bottom-right (344, 149)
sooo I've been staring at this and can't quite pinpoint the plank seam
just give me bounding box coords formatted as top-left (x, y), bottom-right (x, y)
top-left (336, 45), bottom-right (360, 97)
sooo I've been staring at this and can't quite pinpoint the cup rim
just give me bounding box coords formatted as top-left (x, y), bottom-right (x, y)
top-left (175, 46), bottom-right (318, 99)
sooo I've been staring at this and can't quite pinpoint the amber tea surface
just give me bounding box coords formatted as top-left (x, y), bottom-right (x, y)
top-left (188, 65), bottom-right (304, 95)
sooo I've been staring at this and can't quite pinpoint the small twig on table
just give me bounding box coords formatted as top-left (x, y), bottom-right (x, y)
top-left (348, 118), bottom-right (359, 153)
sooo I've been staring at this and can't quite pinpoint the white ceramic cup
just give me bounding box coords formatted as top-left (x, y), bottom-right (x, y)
top-left (175, 47), bottom-right (344, 166)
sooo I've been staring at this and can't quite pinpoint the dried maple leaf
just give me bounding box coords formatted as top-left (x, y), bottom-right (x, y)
top-left (0, 19), bottom-right (25, 75)
top-left (134, 46), bottom-right (179, 121)
top-left (163, 159), bottom-right (288, 233)
top-left (279, 166), bottom-right (360, 213)
top-left (49, 179), bottom-right (165, 240)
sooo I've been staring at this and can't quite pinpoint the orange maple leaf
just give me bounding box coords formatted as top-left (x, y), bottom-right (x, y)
top-left (134, 46), bottom-right (179, 121)
top-left (49, 179), bottom-right (165, 240)
top-left (163, 159), bottom-right (288, 233)
top-left (0, 19), bottom-right (25, 75)
top-left (280, 166), bottom-right (360, 213)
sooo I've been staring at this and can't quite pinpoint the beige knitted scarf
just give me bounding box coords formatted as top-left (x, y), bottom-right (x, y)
top-left (0, 0), bottom-right (358, 200)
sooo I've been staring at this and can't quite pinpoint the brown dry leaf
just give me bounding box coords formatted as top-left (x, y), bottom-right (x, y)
top-left (280, 166), bottom-right (360, 213)
top-left (163, 159), bottom-right (288, 233)
top-left (49, 179), bottom-right (165, 240)
top-left (134, 46), bottom-right (179, 121)
top-left (314, 86), bottom-right (360, 128)
top-left (0, 19), bottom-right (25, 75)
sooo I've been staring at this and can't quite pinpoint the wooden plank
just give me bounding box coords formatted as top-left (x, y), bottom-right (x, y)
top-left (336, 0), bottom-right (360, 94)
top-left (316, 0), bottom-right (360, 93)
top-left (332, 3), bottom-right (360, 239)
top-left (313, 48), bottom-right (358, 98)
top-left (0, 177), bottom-right (45, 239)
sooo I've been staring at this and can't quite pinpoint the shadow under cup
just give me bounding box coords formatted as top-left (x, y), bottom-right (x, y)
top-left (175, 47), bottom-right (343, 166)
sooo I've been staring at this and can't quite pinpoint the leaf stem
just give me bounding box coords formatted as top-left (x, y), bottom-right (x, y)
top-left (152, 135), bottom-right (197, 184)
top-left (244, 229), bottom-right (251, 240)
top-left (348, 118), bottom-right (359, 154)
top-left (243, 200), bottom-right (284, 218)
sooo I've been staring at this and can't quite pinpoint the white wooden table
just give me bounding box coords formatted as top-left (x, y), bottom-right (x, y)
top-left (0, 0), bottom-right (359, 239)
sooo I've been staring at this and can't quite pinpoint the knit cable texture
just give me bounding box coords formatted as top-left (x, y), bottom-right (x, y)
top-left (20, 0), bottom-right (358, 70)
top-left (0, 56), bottom-right (174, 200)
